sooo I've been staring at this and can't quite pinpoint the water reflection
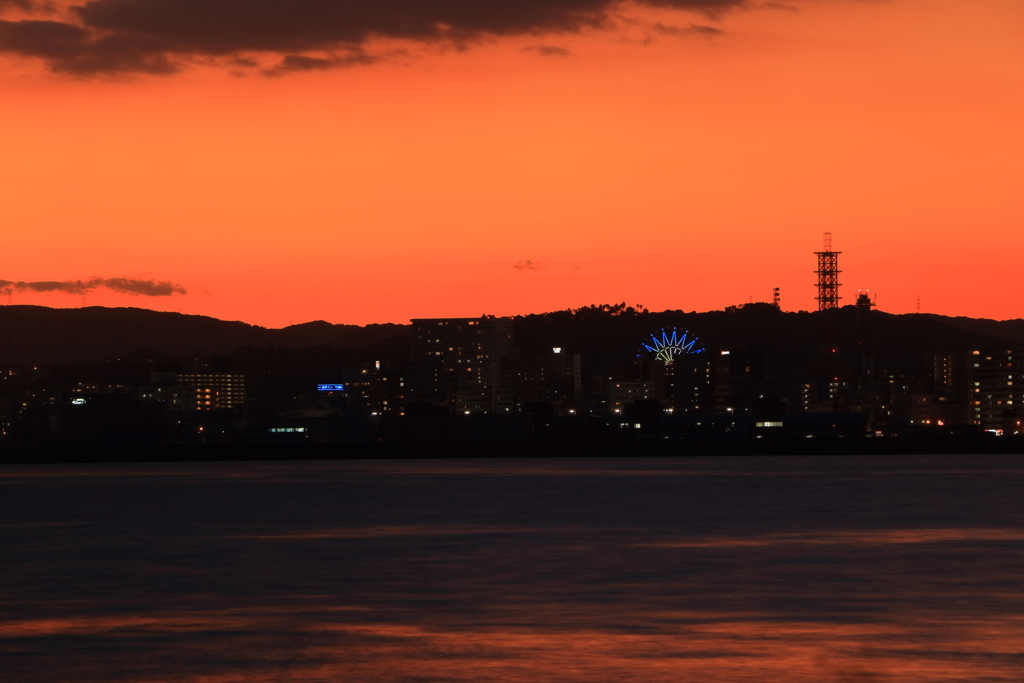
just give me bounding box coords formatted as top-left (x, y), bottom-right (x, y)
top-left (2, 456), bottom-right (1023, 682)
top-left (641, 527), bottom-right (1024, 547)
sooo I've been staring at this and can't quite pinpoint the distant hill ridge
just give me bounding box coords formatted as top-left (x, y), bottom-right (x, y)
top-left (0, 306), bottom-right (409, 365)
top-left (0, 304), bottom-right (1022, 366)
top-left (921, 314), bottom-right (1024, 345)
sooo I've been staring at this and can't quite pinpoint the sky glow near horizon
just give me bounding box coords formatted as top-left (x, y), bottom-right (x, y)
top-left (1, 0), bottom-right (1022, 327)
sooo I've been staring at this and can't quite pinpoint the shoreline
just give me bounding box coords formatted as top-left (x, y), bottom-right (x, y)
top-left (3, 435), bottom-right (1023, 465)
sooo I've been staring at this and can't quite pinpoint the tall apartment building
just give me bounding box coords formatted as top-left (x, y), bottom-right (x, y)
top-left (341, 363), bottom-right (407, 415)
top-left (606, 380), bottom-right (655, 413)
top-left (713, 346), bottom-right (764, 415)
top-left (965, 348), bottom-right (1023, 431)
top-left (550, 347), bottom-right (583, 399)
top-left (634, 352), bottom-right (713, 413)
top-left (177, 372), bottom-right (248, 411)
top-left (149, 364), bottom-right (249, 412)
top-left (409, 316), bottom-right (515, 412)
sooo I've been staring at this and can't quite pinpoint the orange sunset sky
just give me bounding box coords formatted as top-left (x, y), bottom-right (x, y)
top-left (1, 0), bottom-right (1022, 328)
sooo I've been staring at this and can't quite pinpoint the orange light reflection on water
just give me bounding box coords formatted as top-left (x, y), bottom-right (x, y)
top-left (4, 458), bottom-right (1024, 682)
top-left (4, 610), bottom-right (1023, 682)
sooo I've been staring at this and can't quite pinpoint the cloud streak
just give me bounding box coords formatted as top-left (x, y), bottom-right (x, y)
top-left (262, 50), bottom-right (377, 77)
top-left (653, 22), bottom-right (724, 37)
top-left (0, 0), bottom-right (750, 76)
top-left (514, 259), bottom-right (544, 272)
top-left (523, 44), bottom-right (573, 57)
top-left (0, 277), bottom-right (187, 296)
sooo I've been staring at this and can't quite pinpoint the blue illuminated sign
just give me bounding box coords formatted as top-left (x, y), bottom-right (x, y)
top-left (317, 384), bottom-right (346, 391)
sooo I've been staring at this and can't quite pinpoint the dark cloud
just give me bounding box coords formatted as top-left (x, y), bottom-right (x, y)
top-left (0, 19), bottom-right (177, 74)
top-left (0, 0), bottom-right (749, 76)
top-left (231, 56), bottom-right (259, 68)
top-left (688, 23), bottom-right (723, 34)
top-left (523, 44), bottom-right (573, 57)
top-left (653, 21), bottom-right (724, 36)
top-left (0, 20), bottom-right (87, 56)
top-left (274, 54), bottom-right (335, 72)
top-left (0, 0), bottom-right (35, 10)
top-left (513, 259), bottom-right (544, 271)
top-left (0, 277), bottom-right (187, 296)
top-left (263, 50), bottom-right (377, 76)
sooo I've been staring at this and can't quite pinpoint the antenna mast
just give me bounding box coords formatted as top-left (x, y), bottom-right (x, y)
top-left (814, 232), bottom-right (842, 311)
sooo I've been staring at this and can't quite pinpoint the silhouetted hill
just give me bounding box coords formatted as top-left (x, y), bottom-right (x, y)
top-left (0, 304), bottom-right (1019, 372)
top-left (925, 315), bottom-right (1024, 344)
top-left (0, 306), bottom-right (409, 365)
top-left (514, 303), bottom-right (1018, 381)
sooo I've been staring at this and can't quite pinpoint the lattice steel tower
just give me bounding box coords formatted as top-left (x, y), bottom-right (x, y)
top-left (814, 232), bottom-right (841, 311)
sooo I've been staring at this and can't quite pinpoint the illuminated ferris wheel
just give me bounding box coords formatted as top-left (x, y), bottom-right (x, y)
top-left (642, 328), bottom-right (704, 364)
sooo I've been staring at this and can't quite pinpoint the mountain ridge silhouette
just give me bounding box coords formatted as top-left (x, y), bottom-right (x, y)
top-left (1, 304), bottom-right (1022, 368)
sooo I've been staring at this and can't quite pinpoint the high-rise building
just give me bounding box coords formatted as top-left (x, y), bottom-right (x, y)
top-left (965, 348), bottom-right (1023, 431)
top-left (713, 346), bottom-right (764, 415)
top-left (177, 372), bottom-right (248, 411)
top-left (550, 346), bottom-right (583, 399)
top-left (606, 380), bottom-right (655, 413)
top-left (340, 363), bottom-right (407, 415)
top-left (409, 316), bottom-right (514, 411)
top-left (636, 351), bottom-right (712, 412)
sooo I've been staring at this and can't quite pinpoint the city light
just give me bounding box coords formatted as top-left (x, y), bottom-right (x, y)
top-left (642, 328), bottom-right (703, 365)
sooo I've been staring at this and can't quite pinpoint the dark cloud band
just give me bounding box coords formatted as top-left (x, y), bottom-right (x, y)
top-left (0, 0), bottom-right (748, 75)
top-left (0, 278), bottom-right (187, 296)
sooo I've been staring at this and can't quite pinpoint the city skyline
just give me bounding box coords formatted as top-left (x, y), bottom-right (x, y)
top-left (2, 0), bottom-right (1022, 327)
top-left (4, 302), bottom-right (1024, 441)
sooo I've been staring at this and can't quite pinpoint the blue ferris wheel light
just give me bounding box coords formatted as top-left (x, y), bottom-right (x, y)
top-left (642, 328), bottom-right (704, 364)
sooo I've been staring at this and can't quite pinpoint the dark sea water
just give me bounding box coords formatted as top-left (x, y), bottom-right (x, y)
top-left (2, 455), bottom-right (1023, 682)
